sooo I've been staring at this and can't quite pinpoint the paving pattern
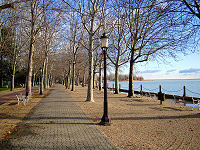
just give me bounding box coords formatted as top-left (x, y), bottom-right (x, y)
top-left (1, 84), bottom-right (118, 150)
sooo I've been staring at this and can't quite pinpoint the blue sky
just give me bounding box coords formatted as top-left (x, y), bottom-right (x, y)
top-left (121, 52), bottom-right (200, 80)
top-left (134, 52), bottom-right (200, 79)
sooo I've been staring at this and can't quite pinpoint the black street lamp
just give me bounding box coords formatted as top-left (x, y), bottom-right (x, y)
top-left (40, 67), bottom-right (43, 95)
top-left (99, 33), bottom-right (111, 125)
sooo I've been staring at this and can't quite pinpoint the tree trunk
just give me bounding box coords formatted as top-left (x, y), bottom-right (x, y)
top-left (47, 74), bottom-right (50, 88)
top-left (93, 70), bottom-right (96, 89)
top-left (26, 36), bottom-right (34, 97)
top-left (68, 63), bottom-right (71, 89)
top-left (82, 71), bottom-right (85, 87)
top-left (40, 69), bottom-right (43, 95)
top-left (115, 65), bottom-right (119, 94)
top-left (50, 75), bottom-right (52, 87)
top-left (44, 57), bottom-right (48, 89)
top-left (0, 28), bottom-right (3, 88)
top-left (11, 72), bottom-right (15, 91)
top-left (128, 51), bottom-right (135, 97)
top-left (11, 54), bottom-right (16, 91)
top-left (65, 75), bottom-right (68, 88)
top-left (86, 34), bottom-right (94, 102)
top-left (26, 1), bottom-right (35, 97)
top-left (32, 72), bottom-right (36, 87)
top-left (76, 72), bottom-right (80, 86)
top-left (76, 75), bottom-right (79, 86)
top-left (71, 62), bottom-right (75, 91)
top-left (0, 70), bottom-right (3, 87)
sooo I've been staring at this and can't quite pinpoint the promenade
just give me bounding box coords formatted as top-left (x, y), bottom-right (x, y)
top-left (1, 84), bottom-right (200, 149)
top-left (0, 84), bottom-right (118, 149)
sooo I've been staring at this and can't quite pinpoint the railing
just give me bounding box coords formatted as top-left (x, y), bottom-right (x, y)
top-left (107, 84), bottom-right (200, 104)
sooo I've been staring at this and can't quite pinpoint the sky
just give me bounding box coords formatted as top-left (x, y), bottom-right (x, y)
top-left (122, 52), bottom-right (200, 80)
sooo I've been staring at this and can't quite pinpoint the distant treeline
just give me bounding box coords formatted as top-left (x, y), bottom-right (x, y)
top-left (107, 74), bottom-right (144, 81)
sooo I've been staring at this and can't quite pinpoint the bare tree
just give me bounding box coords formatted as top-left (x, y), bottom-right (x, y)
top-left (63, 0), bottom-right (107, 102)
top-left (182, 0), bottom-right (200, 19)
top-left (166, 0), bottom-right (200, 50)
top-left (0, 0), bottom-right (31, 11)
top-left (121, 0), bottom-right (186, 97)
top-left (107, 0), bottom-right (130, 94)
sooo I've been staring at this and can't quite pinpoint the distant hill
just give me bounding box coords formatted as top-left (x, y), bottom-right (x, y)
top-left (107, 74), bottom-right (144, 81)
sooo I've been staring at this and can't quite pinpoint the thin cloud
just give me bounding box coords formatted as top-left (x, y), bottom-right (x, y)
top-left (142, 70), bottom-right (161, 74)
top-left (179, 68), bottom-right (200, 74)
top-left (166, 69), bottom-right (176, 73)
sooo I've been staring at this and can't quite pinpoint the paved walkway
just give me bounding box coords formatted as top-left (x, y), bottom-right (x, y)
top-left (2, 84), bottom-right (118, 149)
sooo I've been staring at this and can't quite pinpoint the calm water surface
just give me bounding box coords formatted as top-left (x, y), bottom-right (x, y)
top-left (108, 79), bottom-right (200, 98)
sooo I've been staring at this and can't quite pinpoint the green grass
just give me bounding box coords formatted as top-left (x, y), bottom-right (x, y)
top-left (0, 87), bottom-right (9, 91)
top-left (0, 86), bottom-right (22, 91)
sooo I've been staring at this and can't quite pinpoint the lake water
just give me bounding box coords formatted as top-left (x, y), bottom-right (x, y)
top-left (107, 79), bottom-right (200, 98)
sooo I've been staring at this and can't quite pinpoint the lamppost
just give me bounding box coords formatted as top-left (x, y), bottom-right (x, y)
top-left (40, 67), bottom-right (43, 95)
top-left (99, 33), bottom-right (110, 125)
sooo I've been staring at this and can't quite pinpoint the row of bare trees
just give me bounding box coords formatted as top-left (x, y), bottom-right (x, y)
top-left (0, 0), bottom-right (63, 96)
top-left (62, 0), bottom-right (199, 100)
top-left (0, 0), bottom-right (199, 100)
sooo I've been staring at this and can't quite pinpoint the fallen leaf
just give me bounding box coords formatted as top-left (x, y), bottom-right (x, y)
top-left (2, 134), bottom-right (8, 139)
top-left (189, 128), bottom-right (194, 131)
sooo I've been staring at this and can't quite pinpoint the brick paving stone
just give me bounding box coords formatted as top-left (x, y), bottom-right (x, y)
top-left (1, 84), bottom-right (120, 150)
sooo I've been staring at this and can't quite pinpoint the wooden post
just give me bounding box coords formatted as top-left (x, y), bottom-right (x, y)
top-left (113, 84), bottom-right (114, 94)
top-left (159, 84), bottom-right (162, 93)
top-left (183, 85), bottom-right (186, 106)
top-left (183, 85), bottom-right (186, 97)
top-left (140, 84), bottom-right (142, 96)
top-left (159, 84), bottom-right (162, 105)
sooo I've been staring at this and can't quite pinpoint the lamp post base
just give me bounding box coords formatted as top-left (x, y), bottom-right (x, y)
top-left (99, 115), bottom-right (111, 126)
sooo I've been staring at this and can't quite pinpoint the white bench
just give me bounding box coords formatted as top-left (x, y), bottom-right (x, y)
top-left (16, 93), bottom-right (29, 105)
top-left (192, 98), bottom-right (200, 111)
top-left (16, 94), bottom-right (26, 105)
top-left (173, 95), bottom-right (185, 108)
top-left (24, 95), bottom-right (29, 103)
top-left (142, 92), bottom-right (156, 102)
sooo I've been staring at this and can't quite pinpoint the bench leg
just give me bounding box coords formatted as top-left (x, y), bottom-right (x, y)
top-left (192, 104), bottom-right (195, 111)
